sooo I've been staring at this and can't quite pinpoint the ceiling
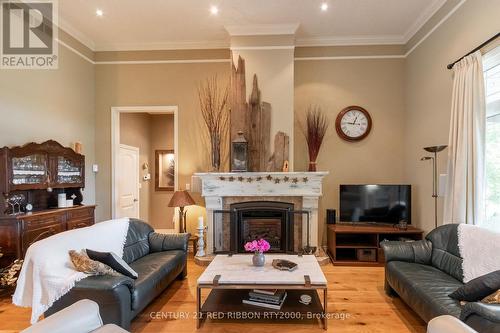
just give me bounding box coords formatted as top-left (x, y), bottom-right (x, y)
top-left (58, 0), bottom-right (448, 51)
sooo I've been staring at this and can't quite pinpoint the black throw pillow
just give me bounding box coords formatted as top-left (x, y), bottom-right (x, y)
top-left (86, 249), bottom-right (138, 279)
top-left (449, 270), bottom-right (500, 302)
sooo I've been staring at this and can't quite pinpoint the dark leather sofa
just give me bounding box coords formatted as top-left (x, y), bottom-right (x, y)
top-left (45, 219), bottom-right (190, 330)
top-left (381, 224), bottom-right (500, 333)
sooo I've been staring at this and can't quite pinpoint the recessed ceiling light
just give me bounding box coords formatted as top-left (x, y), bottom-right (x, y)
top-left (210, 5), bottom-right (219, 15)
top-left (96, 9), bottom-right (103, 17)
top-left (320, 2), bottom-right (328, 11)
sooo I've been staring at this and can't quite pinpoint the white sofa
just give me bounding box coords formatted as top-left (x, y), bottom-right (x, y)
top-left (21, 299), bottom-right (129, 333)
top-left (427, 315), bottom-right (478, 333)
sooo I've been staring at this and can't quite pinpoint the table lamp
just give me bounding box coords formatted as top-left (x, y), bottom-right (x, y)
top-left (168, 190), bottom-right (195, 233)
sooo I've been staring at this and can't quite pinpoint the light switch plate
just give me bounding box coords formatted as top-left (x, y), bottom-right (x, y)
top-left (92, 164), bottom-right (99, 172)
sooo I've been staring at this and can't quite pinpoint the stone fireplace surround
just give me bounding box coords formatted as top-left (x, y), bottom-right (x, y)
top-left (193, 172), bottom-right (328, 256)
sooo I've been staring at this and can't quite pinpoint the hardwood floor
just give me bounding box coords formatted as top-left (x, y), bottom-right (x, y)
top-left (0, 257), bottom-right (426, 333)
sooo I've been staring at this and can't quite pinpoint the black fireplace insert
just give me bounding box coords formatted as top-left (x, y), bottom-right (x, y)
top-left (229, 201), bottom-right (295, 253)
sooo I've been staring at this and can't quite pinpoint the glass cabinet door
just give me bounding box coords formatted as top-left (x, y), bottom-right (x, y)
top-left (11, 154), bottom-right (48, 186)
top-left (57, 156), bottom-right (83, 185)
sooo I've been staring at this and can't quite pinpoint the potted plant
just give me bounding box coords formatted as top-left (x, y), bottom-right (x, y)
top-left (301, 105), bottom-right (329, 172)
top-left (244, 239), bottom-right (271, 267)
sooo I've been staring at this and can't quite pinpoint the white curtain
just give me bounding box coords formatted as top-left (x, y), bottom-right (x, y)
top-left (443, 51), bottom-right (486, 225)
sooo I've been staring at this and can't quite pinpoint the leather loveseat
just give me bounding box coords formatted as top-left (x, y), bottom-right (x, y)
top-left (381, 224), bottom-right (500, 333)
top-left (45, 219), bottom-right (190, 330)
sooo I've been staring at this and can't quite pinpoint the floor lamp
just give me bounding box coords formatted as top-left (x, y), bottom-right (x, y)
top-left (421, 145), bottom-right (447, 229)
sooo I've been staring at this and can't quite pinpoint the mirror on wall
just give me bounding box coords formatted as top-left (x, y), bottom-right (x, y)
top-left (155, 149), bottom-right (175, 191)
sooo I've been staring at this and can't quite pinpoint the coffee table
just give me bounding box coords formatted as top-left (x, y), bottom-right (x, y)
top-left (196, 254), bottom-right (328, 329)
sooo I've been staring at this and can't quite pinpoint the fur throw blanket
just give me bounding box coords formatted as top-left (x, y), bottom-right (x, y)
top-left (13, 218), bottom-right (130, 323)
top-left (458, 223), bottom-right (500, 282)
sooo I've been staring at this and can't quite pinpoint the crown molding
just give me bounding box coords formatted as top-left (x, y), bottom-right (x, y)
top-left (405, 0), bottom-right (468, 56)
top-left (296, 35), bottom-right (405, 47)
top-left (225, 23), bottom-right (299, 36)
top-left (57, 17), bottom-right (96, 51)
top-left (93, 40), bottom-right (230, 51)
top-left (403, 0), bottom-right (448, 43)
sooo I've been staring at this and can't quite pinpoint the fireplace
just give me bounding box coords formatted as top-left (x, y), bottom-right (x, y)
top-left (230, 201), bottom-right (294, 253)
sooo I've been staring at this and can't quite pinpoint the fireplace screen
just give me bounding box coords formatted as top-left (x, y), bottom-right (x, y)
top-left (212, 201), bottom-right (311, 254)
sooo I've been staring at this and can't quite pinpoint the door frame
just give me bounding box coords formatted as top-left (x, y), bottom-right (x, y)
top-left (117, 144), bottom-right (140, 219)
top-left (111, 106), bottom-right (179, 229)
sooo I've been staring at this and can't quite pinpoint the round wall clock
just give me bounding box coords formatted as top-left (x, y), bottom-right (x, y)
top-left (335, 106), bottom-right (372, 142)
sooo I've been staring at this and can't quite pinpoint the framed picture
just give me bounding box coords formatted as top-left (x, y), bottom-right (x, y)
top-left (155, 149), bottom-right (175, 191)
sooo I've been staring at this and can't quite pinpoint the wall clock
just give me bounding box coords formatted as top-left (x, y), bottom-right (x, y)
top-left (335, 106), bottom-right (372, 142)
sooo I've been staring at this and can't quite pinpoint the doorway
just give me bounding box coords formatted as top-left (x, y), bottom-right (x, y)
top-left (111, 106), bottom-right (179, 232)
top-left (117, 144), bottom-right (140, 219)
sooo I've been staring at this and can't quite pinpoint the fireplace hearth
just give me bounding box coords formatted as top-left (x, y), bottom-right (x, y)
top-left (231, 201), bottom-right (294, 253)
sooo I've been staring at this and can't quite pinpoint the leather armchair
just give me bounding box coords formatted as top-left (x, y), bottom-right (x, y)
top-left (22, 299), bottom-right (129, 333)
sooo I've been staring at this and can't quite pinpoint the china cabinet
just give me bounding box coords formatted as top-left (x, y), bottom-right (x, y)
top-left (0, 140), bottom-right (95, 266)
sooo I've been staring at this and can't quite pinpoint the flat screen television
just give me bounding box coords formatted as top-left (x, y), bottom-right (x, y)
top-left (339, 184), bottom-right (411, 224)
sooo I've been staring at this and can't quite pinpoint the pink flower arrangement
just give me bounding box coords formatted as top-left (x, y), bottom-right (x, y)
top-left (244, 239), bottom-right (271, 253)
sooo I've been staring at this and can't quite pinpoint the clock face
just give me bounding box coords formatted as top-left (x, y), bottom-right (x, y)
top-left (335, 106), bottom-right (372, 141)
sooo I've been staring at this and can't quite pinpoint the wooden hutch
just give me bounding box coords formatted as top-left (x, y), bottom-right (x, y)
top-left (0, 140), bottom-right (95, 266)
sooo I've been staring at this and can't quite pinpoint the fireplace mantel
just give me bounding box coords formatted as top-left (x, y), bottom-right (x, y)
top-left (194, 172), bottom-right (328, 197)
top-left (193, 172), bottom-right (329, 255)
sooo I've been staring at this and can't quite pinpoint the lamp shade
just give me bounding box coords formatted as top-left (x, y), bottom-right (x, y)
top-left (168, 190), bottom-right (195, 208)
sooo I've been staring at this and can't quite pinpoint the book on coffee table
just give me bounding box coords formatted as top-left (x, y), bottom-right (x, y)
top-left (243, 292), bottom-right (287, 310)
top-left (249, 290), bottom-right (286, 304)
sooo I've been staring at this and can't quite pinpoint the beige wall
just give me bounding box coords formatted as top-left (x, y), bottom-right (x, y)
top-left (295, 59), bottom-right (406, 244)
top-left (403, 0), bottom-right (500, 232)
top-left (120, 113), bottom-right (152, 222)
top-left (95, 62), bottom-right (229, 234)
top-left (150, 114), bottom-right (175, 230)
top-left (0, 45), bottom-right (96, 205)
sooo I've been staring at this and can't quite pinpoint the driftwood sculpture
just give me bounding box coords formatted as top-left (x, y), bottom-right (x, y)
top-left (267, 131), bottom-right (289, 172)
top-left (229, 55), bottom-right (273, 171)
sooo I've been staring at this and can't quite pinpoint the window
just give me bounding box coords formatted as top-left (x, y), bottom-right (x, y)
top-left (484, 46), bottom-right (500, 227)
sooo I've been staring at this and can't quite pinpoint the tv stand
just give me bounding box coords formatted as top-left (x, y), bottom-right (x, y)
top-left (327, 224), bottom-right (424, 266)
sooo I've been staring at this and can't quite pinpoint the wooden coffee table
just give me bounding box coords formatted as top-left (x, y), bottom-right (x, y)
top-left (196, 254), bottom-right (328, 329)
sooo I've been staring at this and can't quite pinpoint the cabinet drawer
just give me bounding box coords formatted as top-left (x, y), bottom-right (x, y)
top-left (22, 223), bottom-right (64, 254)
top-left (66, 207), bottom-right (94, 220)
top-left (23, 213), bottom-right (65, 230)
top-left (67, 218), bottom-right (94, 230)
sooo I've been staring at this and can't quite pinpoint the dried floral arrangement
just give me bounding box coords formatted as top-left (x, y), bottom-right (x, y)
top-left (301, 105), bottom-right (329, 171)
top-left (198, 76), bottom-right (229, 171)
top-left (0, 251), bottom-right (23, 288)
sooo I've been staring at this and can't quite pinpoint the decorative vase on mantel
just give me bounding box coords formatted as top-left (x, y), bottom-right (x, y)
top-left (210, 134), bottom-right (221, 172)
top-left (308, 161), bottom-right (317, 172)
top-left (244, 239), bottom-right (270, 267)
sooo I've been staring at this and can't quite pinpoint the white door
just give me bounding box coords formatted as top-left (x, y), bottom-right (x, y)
top-left (117, 144), bottom-right (140, 219)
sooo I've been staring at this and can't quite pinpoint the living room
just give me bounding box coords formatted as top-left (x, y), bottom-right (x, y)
top-left (0, 0), bottom-right (499, 332)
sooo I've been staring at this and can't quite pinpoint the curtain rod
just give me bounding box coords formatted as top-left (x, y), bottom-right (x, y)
top-left (447, 32), bottom-right (499, 70)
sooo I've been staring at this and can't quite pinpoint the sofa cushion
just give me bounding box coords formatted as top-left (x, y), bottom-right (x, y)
top-left (426, 224), bottom-right (464, 282)
top-left (129, 250), bottom-right (186, 313)
top-left (122, 219), bottom-right (154, 264)
top-left (386, 261), bottom-right (463, 322)
top-left (450, 270), bottom-right (500, 302)
top-left (86, 249), bottom-right (139, 279)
